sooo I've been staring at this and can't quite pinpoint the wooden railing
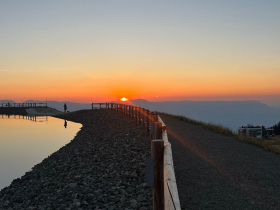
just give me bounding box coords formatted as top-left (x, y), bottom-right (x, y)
top-left (94, 103), bottom-right (181, 210)
top-left (1, 103), bottom-right (47, 108)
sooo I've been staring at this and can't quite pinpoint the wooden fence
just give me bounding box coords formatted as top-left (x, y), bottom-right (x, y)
top-left (1, 103), bottom-right (47, 108)
top-left (94, 103), bottom-right (181, 210)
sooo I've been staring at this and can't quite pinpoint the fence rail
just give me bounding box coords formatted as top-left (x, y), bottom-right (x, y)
top-left (1, 103), bottom-right (47, 108)
top-left (94, 103), bottom-right (181, 210)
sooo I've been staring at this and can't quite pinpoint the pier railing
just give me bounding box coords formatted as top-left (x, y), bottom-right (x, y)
top-left (1, 103), bottom-right (47, 108)
top-left (94, 103), bottom-right (181, 210)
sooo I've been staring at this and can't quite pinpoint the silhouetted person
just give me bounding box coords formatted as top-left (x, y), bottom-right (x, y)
top-left (64, 120), bottom-right (67, 128)
top-left (64, 103), bottom-right (67, 112)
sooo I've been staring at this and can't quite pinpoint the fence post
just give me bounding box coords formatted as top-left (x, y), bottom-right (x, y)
top-left (138, 107), bottom-right (141, 124)
top-left (141, 108), bottom-right (145, 128)
top-left (138, 107), bottom-right (142, 125)
top-left (150, 113), bottom-right (154, 139)
top-left (151, 140), bottom-right (164, 210)
top-left (132, 106), bottom-right (135, 119)
top-left (134, 106), bottom-right (137, 122)
top-left (146, 110), bottom-right (150, 134)
top-left (155, 122), bottom-right (162, 139)
top-left (151, 114), bottom-right (159, 140)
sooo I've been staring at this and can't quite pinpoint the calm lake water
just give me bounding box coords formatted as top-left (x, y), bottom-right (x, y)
top-left (0, 115), bottom-right (82, 190)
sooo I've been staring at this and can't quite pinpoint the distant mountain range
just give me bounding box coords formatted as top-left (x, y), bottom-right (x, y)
top-left (1, 99), bottom-right (280, 131)
top-left (130, 99), bottom-right (280, 131)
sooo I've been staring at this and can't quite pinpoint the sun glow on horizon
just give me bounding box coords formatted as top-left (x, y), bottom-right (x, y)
top-left (120, 97), bottom-right (128, 102)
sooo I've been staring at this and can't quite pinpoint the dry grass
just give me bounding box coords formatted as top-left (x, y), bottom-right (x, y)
top-left (160, 112), bottom-right (280, 155)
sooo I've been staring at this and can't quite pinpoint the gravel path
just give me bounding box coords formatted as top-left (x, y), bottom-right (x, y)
top-left (160, 114), bottom-right (280, 210)
top-left (0, 109), bottom-right (152, 210)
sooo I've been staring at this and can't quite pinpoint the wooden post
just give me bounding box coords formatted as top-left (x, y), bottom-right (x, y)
top-left (146, 110), bottom-right (150, 134)
top-left (142, 108), bottom-right (146, 128)
top-left (151, 140), bottom-right (164, 210)
top-left (150, 113), bottom-right (154, 139)
top-left (141, 108), bottom-right (144, 127)
top-left (155, 122), bottom-right (162, 139)
top-left (140, 108), bottom-right (143, 126)
top-left (134, 106), bottom-right (136, 120)
top-left (138, 107), bottom-right (141, 124)
top-left (138, 107), bottom-right (141, 125)
top-left (151, 115), bottom-right (159, 139)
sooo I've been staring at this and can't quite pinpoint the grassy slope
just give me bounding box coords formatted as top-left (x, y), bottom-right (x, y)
top-left (159, 112), bottom-right (280, 155)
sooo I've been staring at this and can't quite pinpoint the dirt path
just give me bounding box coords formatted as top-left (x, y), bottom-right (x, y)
top-left (160, 114), bottom-right (280, 210)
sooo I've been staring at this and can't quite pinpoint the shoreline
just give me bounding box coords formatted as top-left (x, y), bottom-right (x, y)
top-left (0, 109), bottom-right (152, 210)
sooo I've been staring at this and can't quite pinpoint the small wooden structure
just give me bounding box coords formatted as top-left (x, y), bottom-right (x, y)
top-left (1, 102), bottom-right (47, 108)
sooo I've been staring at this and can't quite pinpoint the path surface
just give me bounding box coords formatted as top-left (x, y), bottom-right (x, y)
top-left (160, 114), bottom-right (280, 210)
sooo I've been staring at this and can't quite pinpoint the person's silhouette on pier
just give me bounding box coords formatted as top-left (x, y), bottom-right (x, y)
top-left (64, 120), bottom-right (67, 128)
top-left (64, 103), bottom-right (67, 112)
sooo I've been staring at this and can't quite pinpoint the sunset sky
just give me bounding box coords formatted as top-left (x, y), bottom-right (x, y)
top-left (0, 1), bottom-right (279, 106)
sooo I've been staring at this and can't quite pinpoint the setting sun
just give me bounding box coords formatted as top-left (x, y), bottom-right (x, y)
top-left (120, 97), bottom-right (128, 102)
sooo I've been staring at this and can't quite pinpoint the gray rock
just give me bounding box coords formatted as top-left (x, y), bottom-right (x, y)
top-left (137, 195), bottom-right (146, 202)
top-left (130, 199), bottom-right (138, 208)
top-left (126, 187), bottom-right (135, 193)
top-left (120, 189), bottom-right (128, 195)
top-left (68, 183), bottom-right (78, 188)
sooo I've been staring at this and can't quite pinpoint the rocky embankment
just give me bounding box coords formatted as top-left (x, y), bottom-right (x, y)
top-left (0, 109), bottom-right (152, 210)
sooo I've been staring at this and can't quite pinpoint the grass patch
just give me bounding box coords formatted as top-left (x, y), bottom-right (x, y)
top-left (159, 112), bottom-right (280, 155)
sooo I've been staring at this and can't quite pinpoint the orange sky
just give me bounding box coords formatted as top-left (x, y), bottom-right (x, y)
top-left (0, 1), bottom-right (280, 105)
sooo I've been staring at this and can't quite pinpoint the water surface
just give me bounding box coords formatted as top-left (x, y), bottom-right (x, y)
top-left (0, 115), bottom-right (81, 190)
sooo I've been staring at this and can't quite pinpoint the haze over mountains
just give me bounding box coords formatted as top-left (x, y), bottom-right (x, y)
top-left (131, 99), bottom-right (280, 131)
top-left (1, 99), bottom-right (280, 132)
